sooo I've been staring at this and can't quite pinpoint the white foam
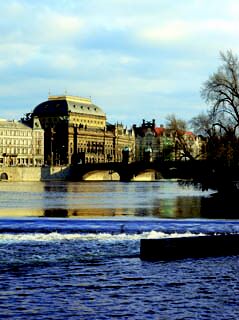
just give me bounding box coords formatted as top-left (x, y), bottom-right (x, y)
top-left (0, 231), bottom-right (206, 243)
top-left (146, 230), bottom-right (206, 239)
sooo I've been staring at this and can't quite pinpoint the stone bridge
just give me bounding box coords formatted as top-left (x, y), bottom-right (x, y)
top-left (0, 161), bottom-right (207, 182)
top-left (69, 161), bottom-right (197, 181)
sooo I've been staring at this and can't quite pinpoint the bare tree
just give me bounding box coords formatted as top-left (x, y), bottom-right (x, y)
top-left (190, 112), bottom-right (213, 137)
top-left (200, 50), bottom-right (239, 167)
top-left (201, 50), bottom-right (239, 134)
top-left (166, 114), bottom-right (196, 161)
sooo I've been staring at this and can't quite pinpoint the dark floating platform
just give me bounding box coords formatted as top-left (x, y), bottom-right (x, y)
top-left (140, 234), bottom-right (239, 261)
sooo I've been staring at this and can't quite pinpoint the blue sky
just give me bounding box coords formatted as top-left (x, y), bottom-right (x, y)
top-left (0, 0), bottom-right (239, 127)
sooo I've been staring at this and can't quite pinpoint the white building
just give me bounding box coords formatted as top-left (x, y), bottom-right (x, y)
top-left (0, 117), bottom-right (44, 166)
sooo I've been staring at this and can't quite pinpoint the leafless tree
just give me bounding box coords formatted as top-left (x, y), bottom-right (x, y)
top-left (201, 50), bottom-right (239, 134)
top-left (166, 114), bottom-right (196, 161)
top-left (190, 112), bottom-right (213, 137)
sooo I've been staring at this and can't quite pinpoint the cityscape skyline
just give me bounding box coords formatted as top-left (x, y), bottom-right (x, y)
top-left (0, 0), bottom-right (239, 126)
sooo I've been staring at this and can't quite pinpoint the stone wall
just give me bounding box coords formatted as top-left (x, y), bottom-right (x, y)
top-left (0, 166), bottom-right (71, 181)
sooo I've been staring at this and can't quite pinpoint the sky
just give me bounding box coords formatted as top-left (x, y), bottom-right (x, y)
top-left (0, 0), bottom-right (239, 128)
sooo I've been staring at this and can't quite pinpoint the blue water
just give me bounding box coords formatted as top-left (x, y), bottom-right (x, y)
top-left (0, 181), bottom-right (239, 319)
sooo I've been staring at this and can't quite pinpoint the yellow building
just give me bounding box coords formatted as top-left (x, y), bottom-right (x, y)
top-left (32, 95), bottom-right (135, 165)
top-left (0, 118), bottom-right (44, 166)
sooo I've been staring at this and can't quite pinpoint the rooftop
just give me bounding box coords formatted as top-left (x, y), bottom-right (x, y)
top-left (33, 95), bottom-right (106, 117)
top-left (0, 119), bottom-right (31, 129)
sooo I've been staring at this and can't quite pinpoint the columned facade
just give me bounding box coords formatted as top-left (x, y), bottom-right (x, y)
top-left (32, 95), bottom-right (135, 165)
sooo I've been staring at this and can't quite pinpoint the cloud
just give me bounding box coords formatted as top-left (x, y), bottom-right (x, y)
top-left (0, 43), bottom-right (39, 68)
top-left (1, 0), bottom-right (239, 126)
top-left (35, 11), bottom-right (84, 43)
top-left (139, 21), bottom-right (190, 44)
top-left (137, 17), bottom-right (239, 49)
top-left (0, 2), bottom-right (84, 45)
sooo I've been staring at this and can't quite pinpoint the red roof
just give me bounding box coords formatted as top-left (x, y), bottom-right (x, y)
top-left (184, 131), bottom-right (194, 136)
top-left (154, 127), bottom-right (165, 136)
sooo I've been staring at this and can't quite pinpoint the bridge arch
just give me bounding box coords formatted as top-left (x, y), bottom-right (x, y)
top-left (131, 169), bottom-right (157, 181)
top-left (82, 170), bottom-right (120, 181)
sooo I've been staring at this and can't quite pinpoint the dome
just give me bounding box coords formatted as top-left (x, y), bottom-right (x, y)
top-left (33, 95), bottom-right (106, 117)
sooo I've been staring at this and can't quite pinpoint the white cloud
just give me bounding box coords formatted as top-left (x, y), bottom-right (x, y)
top-left (0, 43), bottom-right (39, 67)
top-left (35, 11), bottom-right (84, 43)
top-left (0, 3), bottom-right (85, 45)
top-left (1, 0), bottom-right (239, 125)
top-left (137, 17), bottom-right (239, 48)
top-left (139, 21), bottom-right (190, 44)
top-left (50, 53), bottom-right (78, 70)
top-left (4, 1), bottom-right (25, 16)
top-left (118, 55), bottom-right (139, 65)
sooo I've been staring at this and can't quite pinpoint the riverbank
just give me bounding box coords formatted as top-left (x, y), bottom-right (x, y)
top-left (0, 166), bottom-right (71, 181)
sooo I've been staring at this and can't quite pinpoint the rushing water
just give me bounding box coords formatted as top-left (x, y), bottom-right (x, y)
top-left (0, 181), bottom-right (239, 319)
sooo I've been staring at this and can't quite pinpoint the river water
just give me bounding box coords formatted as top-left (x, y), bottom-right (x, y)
top-left (0, 181), bottom-right (239, 319)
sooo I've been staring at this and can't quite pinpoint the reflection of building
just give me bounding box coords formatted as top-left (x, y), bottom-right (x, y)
top-left (0, 118), bottom-right (44, 166)
top-left (32, 95), bottom-right (135, 165)
top-left (133, 119), bottom-right (204, 162)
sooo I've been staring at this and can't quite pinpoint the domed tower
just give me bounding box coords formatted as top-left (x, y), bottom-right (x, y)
top-left (32, 95), bottom-right (107, 165)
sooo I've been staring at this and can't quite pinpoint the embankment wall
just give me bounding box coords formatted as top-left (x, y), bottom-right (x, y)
top-left (0, 166), bottom-right (71, 181)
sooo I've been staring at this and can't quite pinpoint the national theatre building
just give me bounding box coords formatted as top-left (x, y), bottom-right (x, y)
top-left (32, 95), bottom-right (135, 165)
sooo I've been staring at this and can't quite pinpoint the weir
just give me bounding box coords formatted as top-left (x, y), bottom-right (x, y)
top-left (140, 234), bottom-right (239, 260)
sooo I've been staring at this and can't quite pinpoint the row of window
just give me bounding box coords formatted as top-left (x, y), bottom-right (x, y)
top-left (71, 118), bottom-right (104, 125)
top-left (0, 158), bottom-right (43, 165)
top-left (0, 130), bottom-right (32, 137)
top-left (69, 141), bottom-right (113, 149)
top-left (77, 141), bottom-right (113, 147)
top-left (74, 148), bottom-right (114, 155)
top-left (41, 117), bottom-right (104, 126)
top-left (0, 147), bottom-right (36, 155)
top-left (0, 139), bottom-right (33, 146)
top-left (33, 132), bottom-right (44, 138)
top-left (85, 157), bottom-right (107, 163)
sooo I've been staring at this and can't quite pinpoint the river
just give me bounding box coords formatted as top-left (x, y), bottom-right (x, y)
top-left (0, 180), bottom-right (238, 319)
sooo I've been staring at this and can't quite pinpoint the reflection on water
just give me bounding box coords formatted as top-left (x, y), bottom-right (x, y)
top-left (0, 180), bottom-right (231, 219)
top-left (158, 196), bottom-right (202, 218)
top-left (0, 181), bottom-right (238, 320)
top-left (200, 193), bottom-right (239, 219)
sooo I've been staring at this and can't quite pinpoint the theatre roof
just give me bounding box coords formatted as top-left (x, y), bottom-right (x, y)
top-left (33, 95), bottom-right (106, 118)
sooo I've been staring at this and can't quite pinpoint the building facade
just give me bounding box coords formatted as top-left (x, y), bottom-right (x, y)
top-left (32, 95), bottom-right (135, 165)
top-left (0, 118), bottom-right (44, 166)
top-left (133, 119), bottom-right (204, 162)
top-left (133, 119), bottom-right (161, 162)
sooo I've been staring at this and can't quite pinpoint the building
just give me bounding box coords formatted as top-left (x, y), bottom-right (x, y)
top-left (133, 119), bottom-right (204, 162)
top-left (107, 123), bottom-right (135, 163)
top-left (133, 119), bottom-right (162, 162)
top-left (0, 118), bottom-right (44, 166)
top-left (32, 95), bottom-right (135, 165)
